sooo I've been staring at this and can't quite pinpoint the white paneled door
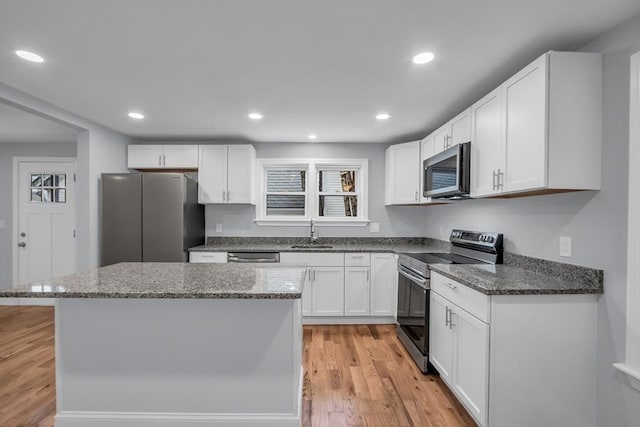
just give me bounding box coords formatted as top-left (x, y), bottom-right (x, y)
top-left (17, 161), bottom-right (76, 285)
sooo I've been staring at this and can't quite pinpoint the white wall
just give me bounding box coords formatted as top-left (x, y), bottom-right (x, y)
top-left (421, 13), bottom-right (640, 427)
top-left (0, 84), bottom-right (131, 283)
top-left (0, 142), bottom-right (78, 288)
top-left (205, 142), bottom-right (429, 237)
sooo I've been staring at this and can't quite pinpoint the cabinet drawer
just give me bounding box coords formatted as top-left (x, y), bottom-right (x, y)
top-left (189, 252), bottom-right (227, 263)
top-left (431, 271), bottom-right (490, 322)
top-left (280, 252), bottom-right (344, 266)
top-left (345, 253), bottom-right (370, 266)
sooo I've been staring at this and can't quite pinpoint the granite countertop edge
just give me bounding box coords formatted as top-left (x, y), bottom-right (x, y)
top-left (428, 264), bottom-right (604, 296)
top-left (0, 291), bottom-right (303, 299)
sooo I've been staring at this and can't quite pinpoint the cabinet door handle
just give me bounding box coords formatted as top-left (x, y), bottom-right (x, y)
top-left (313, 268), bottom-right (316, 282)
top-left (449, 311), bottom-right (455, 329)
top-left (498, 169), bottom-right (504, 189)
top-left (222, 190), bottom-right (226, 202)
top-left (163, 154), bottom-right (166, 166)
top-left (492, 170), bottom-right (497, 190)
top-left (445, 307), bottom-right (450, 327)
top-left (415, 190), bottom-right (418, 201)
top-left (226, 190), bottom-right (231, 201)
top-left (444, 282), bottom-right (457, 290)
top-left (366, 269), bottom-right (370, 282)
top-left (158, 154), bottom-right (162, 167)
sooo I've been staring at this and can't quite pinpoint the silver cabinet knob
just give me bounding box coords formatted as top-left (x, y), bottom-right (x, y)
top-left (18, 242), bottom-right (26, 247)
top-left (20, 232), bottom-right (26, 237)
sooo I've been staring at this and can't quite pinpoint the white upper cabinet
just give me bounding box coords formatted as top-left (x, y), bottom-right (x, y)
top-left (471, 51), bottom-right (602, 198)
top-left (420, 135), bottom-right (434, 203)
top-left (127, 145), bottom-right (198, 170)
top-left (431, 108), bottom-right (472, 156)
top-left (470, 88), bottom-right (504, 198)
top-left (198, 145), bottom-right (255, 204)
top-left (162, 145), bottom-right (199, 169)
top-left (450, 108), bottom-right (471, 147)
top-left (384, 140), bottom-right (421, 205)
top-left (432, 123), bottom-right (451, 154)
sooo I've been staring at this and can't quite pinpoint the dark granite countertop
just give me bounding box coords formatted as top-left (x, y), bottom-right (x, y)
top-left (0, 262), bottom-right (307, 299)
top-left (189, 237), bottom-right (450, 254)
top-left (189, 237), bottom-right (603, 296)
top-left (429, 264), bottom-right (603, 295)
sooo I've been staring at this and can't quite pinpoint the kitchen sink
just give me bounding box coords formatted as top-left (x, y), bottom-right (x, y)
top-left (290, 244), bottom-right (333, 249)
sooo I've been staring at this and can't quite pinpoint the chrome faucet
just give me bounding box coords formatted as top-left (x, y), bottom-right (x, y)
top-left (310, 219), bottom-right (318, 244)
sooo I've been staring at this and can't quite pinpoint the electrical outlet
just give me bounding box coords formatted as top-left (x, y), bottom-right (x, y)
top-left (215, 224), bottom-right (222, 233)
top-left (559, 236), bottom-right (572, 257)
top-left (370, 222), bottom-right (380, 233)
top-left (0, 219), bottom-right (5, 230)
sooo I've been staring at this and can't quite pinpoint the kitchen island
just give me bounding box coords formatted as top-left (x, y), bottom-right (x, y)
top-left (1, 262), bottom-right (307, 427)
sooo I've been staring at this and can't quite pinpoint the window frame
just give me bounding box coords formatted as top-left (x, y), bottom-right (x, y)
top-left (255, 158), bottom-right (369, 226)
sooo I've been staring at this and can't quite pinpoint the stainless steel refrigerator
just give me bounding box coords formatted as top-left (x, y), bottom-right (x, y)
top-left (100, 173), bottom-right (205, 266)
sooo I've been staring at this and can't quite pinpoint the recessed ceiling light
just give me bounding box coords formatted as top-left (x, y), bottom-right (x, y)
top-left (412, 52), bottom-right (435, 64)
top-left (15, 50), bottom-right (44, 63)
top-left (128, 112), bottom-right (145, 120)
top-left (248, 113), bottom-right (263, 120)
top-left (308, 134), bottom-right (317, 140)
top-left (376, 113), bottom-right (390, 120)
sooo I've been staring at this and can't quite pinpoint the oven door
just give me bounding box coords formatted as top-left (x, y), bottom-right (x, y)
top-left (397, 265), bottom-right (430, 356)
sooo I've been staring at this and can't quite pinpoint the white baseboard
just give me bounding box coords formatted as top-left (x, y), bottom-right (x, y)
top-left (303, 316), bottom-right (396, 325)
top-left (54, 412), bottom-right (301, 427)
top-left (0, 297), bottom-right (54, 306)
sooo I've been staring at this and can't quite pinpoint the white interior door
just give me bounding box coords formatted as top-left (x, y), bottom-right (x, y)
top-left (17, 161), bottom-right (76, 285)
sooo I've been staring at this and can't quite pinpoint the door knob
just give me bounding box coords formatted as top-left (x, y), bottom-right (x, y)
top-left (20, 232), bottom-right (26, 237)
top-left (18, 242), bottom-right (26, 247)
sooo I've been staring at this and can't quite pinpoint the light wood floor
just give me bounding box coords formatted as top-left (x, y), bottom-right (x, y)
top-left (0, 306), bottom-right (476, 427)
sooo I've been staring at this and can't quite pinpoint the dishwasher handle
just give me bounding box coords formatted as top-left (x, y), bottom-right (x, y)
top-left (227, 252), bottom-right (280, 263)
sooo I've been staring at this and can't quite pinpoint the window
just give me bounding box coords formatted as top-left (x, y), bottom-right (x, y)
top-left (265, 168), bottom-right (306, 217)
top-left (256, 159), bottom-right (368, 225)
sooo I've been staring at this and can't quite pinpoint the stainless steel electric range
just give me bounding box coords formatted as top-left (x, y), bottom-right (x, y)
top-left (396, 229), bottom-right (503, 373)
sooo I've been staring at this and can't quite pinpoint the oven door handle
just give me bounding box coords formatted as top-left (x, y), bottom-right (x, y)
top-left (398, 266), bottom-right (428, 289)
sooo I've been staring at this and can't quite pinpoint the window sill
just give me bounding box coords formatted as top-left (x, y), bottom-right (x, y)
top-left (254, 219), bottom-right (370, 227)
top-left (613, 363), bottom-right (640, 392)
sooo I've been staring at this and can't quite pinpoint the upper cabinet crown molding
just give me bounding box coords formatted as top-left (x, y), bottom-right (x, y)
top-left (127, 144), bottom-right (198, 170)
top-left (470, 51), bottom-right (603, 198)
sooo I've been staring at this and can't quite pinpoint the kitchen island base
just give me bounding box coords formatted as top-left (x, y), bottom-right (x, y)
top-left (53, 298), bottom-right (302, 427)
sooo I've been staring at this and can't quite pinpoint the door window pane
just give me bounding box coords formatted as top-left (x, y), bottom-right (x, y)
top-left (29, 173), bottom-right (67, 203)
top-left (55, 189), bottom-right (67, 203)
top-left (31, 189), bottom-right (42, 202)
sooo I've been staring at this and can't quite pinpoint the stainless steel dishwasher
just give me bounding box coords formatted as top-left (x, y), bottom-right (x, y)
top-left (227, 252), bottom-right (280, 263)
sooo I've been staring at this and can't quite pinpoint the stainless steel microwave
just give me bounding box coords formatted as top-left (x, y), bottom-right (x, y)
top-left (423, 141), bottom-right (471, 199)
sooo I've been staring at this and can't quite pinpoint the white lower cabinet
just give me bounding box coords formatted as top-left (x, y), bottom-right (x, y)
top-left (430, 271), bottom-right (599, 427)
top-left (311, 267), bottom-right (345, 316)
top-left (189, 251), bottom-right (227, 263)
top-left (452, 304), bottom-right (490, 426)
top-left (429, 292), bottom-right (454, 384)
top-left (370, 253), bottom-right (397, 316)
top-left (280, 252), bottom-right (397, 322)
top-left (430, 287), bottom-right (489, 426)
top-left (344, 267), bottom-right (370, 316)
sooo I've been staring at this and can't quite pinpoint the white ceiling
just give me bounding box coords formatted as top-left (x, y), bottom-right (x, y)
top-left (0, 102), bottom-right (78, 143)
top-left (1, 0), bottom-right (639, 144)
